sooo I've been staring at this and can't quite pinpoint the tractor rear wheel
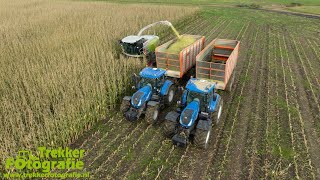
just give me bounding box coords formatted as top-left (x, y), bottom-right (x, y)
top-left (145, 105), bottom-right (159, 125)
top-left (120, 99), bottom-right (130, 113)
top-left (164, 85), bottom-right (176, 106)
top-left (194, 127), bottom-right (212, 149)
top-left (211, 99), bottom-right (223, 125)
top-left (163, 120), bottom-right (176, 137)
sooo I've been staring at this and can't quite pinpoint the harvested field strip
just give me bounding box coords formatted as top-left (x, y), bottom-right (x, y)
top-left (282, 29), bottom-right (320, 178)
top-left (268, 27), bottom-right (295, 179)
top-left (206, 25), bottom-right (259, 179)
top-left (221, 25), bottom-right (267, 179)
top-left (290, 36), bottom-right (320, 110)
top-left (205, 21), bottom-right (257, 178)
top-left (246, 25), bottom-right (269, 179)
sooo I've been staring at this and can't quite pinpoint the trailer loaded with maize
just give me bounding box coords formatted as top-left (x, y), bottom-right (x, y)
top-left (120, 21), bottom-right (240, 149)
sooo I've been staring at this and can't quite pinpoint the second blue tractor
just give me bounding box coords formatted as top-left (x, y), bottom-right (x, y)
top-left (163, 78), bottom-right (223, 149)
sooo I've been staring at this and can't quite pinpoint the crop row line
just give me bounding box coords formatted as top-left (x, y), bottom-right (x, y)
top-left (121, 128), bottom-right (163, 179)
top-left (296, 36), bottom-right (320, 87)
top-left (141, 140), bottom-right (169, 177)
top-left (290, 34), bottom-right (320, 113)
top-left (85, 121), bottom-right (131, 169)
top-left (64, 118), bottom-right (116, 174)
top-left (108, 124), bottom-right (154, 176)
top-left (276, 30), bottom-right (299, 178)
top-left (306, 39), bottom-right (320, 60)
top-left (206, 20), bottom-right (232, 44)
top-left (187, 16), bottom-right (221, 35)
top-left (154, 146), bottom-right (176, 180)
top-left (274, 28), bottom-right (286, 175)
top-left (83, 117), bottom-right (126, 157)
top-left (282, 31), bottom-right (315, 179)
top-left (91, 121), bottom-right (144, 176)
top-left (216, 26), bottom-right (260, 179)
top-left (78, 119), bottom-right (111, 150)
top-left (263, 26), bottom-right (272, 178)
top-left (247, 25), bottom-right (269, 179)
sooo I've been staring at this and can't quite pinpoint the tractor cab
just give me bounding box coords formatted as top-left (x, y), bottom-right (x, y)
top-left (181, 78), bottom-right (218, 113)
top-left (137, 67), bottom-right (166, 93)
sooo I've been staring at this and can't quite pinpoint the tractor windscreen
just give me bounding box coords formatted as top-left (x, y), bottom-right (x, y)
top-left (186, 91), bottom-right (207, 111)
top-left (140, 78), bottom-right (156, 88)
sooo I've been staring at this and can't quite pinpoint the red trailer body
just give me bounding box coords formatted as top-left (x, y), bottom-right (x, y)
top-left (196, 38), bottom-right (240, 90)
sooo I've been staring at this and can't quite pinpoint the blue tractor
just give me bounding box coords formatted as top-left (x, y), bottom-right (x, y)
top-left (163, 78), bottom-right (223, 149)
top-left (121, 67), bottom-right (176, 124)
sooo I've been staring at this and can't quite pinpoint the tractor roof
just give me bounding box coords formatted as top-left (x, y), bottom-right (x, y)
top-left (139, 67), bottom-right (166, 79)
top-left (121, 35), bottom-right (158, 44)
top-left (186, 78), bottom-right (216, 94)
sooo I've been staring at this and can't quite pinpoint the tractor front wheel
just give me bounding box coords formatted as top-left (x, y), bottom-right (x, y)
top-left (163, 120), bottom-right (176, 137)
top-left (145, 105), bottom-right (159, 125)
top-left (120, 99), bottom-right (130, 113)
top-left (211, 99), bottom-right (223, 125)
top-left (194, 127), bottom-right (212, 149)
top-left (164, 85), bottom-right (176, 106)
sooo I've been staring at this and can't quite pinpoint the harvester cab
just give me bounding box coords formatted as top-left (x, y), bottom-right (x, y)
top-left (121, 67), bottom-right (176, 124)
top-left (163, 78), bottom-right (223, 149)
top-left (119, 35), bottom-right (159, 65)
top-left (119, 20), bottom-right (180, 66)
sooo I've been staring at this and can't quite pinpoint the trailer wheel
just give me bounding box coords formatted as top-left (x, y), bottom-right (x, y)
top-left (164, 85), bottom-right (176, 106)
top-left (145, 105), bottom-right (159, 125)
top-left (227, 73), bottom-right (235, 92)
top-left (212, 99), bottom-right (223, 125)
top-left (163, 120), bottom-right (177, 137)
top-left (194, 127), bottom-right (212, 149)
top-left (120, 99), bottom-right (130, 113)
